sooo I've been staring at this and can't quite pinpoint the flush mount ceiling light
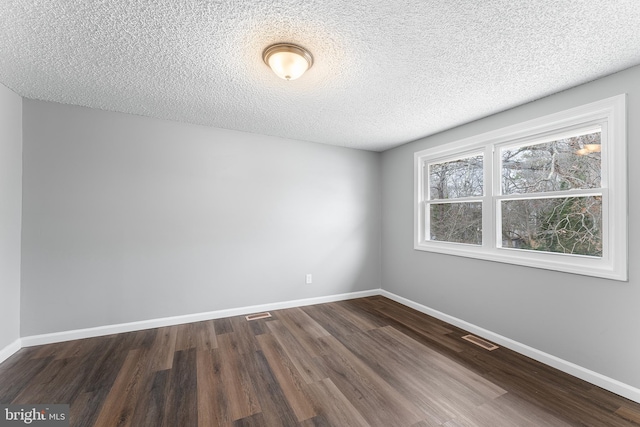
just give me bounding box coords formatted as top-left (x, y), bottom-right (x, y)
top-left (263, 43), bottom-right (313, 81)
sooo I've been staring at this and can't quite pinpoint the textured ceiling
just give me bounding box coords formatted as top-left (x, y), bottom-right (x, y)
top-left (1, 1), bottom-right (639, 151)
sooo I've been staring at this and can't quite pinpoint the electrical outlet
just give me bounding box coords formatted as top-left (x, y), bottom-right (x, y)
top-left (305, 274), bottom-right (312, 284)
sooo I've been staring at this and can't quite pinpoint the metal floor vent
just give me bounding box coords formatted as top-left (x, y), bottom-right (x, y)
top-left (245, 312), bottom-right (272, 321)
top-left (461, 334), bottom-right (499, 351)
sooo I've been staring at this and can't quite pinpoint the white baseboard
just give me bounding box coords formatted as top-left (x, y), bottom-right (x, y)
top-left (11, 288), bottom-right (640, 404)
top-left (0, 338), bottom-right (21, 365)
top-left (380, 290), bottom-right (640, 404)
top-left (20, 289), bottom-right (379, 348)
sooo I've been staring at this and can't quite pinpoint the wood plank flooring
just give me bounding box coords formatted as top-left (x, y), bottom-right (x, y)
top-left (1, 296), bottom-right (639, 426)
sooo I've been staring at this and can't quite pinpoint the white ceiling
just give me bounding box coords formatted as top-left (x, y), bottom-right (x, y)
top-left (1, 1), bottom-right (639, 152)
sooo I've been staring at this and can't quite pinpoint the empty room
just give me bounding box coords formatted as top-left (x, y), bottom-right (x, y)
top-left (1, 1), bottom-right (640, 426)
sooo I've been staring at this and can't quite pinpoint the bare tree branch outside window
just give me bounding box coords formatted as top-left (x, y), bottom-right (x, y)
top-left (500, 131), bottom-right (602, 256)
top-left (428, 155), bottom-right (483, 245)
top-left (424, 132), bottom-right (602, 256)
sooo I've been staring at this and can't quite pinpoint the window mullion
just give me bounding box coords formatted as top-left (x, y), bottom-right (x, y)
top-left (483, 145), bottom-right (496, 249)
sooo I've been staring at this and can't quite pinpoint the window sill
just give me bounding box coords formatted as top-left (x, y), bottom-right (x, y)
top-left (413, 241), bottom-right (627, 281)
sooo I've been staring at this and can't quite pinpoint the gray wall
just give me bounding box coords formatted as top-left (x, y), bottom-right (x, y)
top-left (21, 100), bottom-right (381, 336)
top-left (15, 65), bottom-right (639, 390)
top-left (0, 84), bottom-right (22, 351)
top-left (381, 64), bottom-right (640, 389)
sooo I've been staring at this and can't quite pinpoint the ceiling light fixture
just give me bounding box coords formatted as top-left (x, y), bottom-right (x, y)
top-left (263, 43), bottom-right (313, 81)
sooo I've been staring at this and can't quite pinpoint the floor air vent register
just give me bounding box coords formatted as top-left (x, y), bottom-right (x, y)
top-left (245, 312), bottom-right (272, 321)
top-left (461, 334), bottom-right (499, 351)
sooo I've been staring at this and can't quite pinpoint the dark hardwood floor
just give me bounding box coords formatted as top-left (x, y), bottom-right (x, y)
top-left (1, 296), bottom-right (639, 426)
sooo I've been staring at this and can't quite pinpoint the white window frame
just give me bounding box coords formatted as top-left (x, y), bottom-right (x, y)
top-left (414, 95), bottom-right (627, 281)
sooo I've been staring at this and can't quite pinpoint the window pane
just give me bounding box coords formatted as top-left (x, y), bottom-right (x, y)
top-left (429, 155), bottom-right (483, 200)
top-left (501, 131), bottom-right (601, 195)
top-left (430, 202), bottom-right (482, 245)
top-left (501, 196), bottom-right (602, 257)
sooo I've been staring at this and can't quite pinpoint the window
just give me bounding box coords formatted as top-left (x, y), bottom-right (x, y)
top-left (428, 154), bottom-right (483, 245)
top-left (414, 95), bottom-right (627, 280)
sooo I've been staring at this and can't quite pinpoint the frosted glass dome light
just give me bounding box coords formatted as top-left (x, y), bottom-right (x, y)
top-left (263, 43), bottom-right (313, 81)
